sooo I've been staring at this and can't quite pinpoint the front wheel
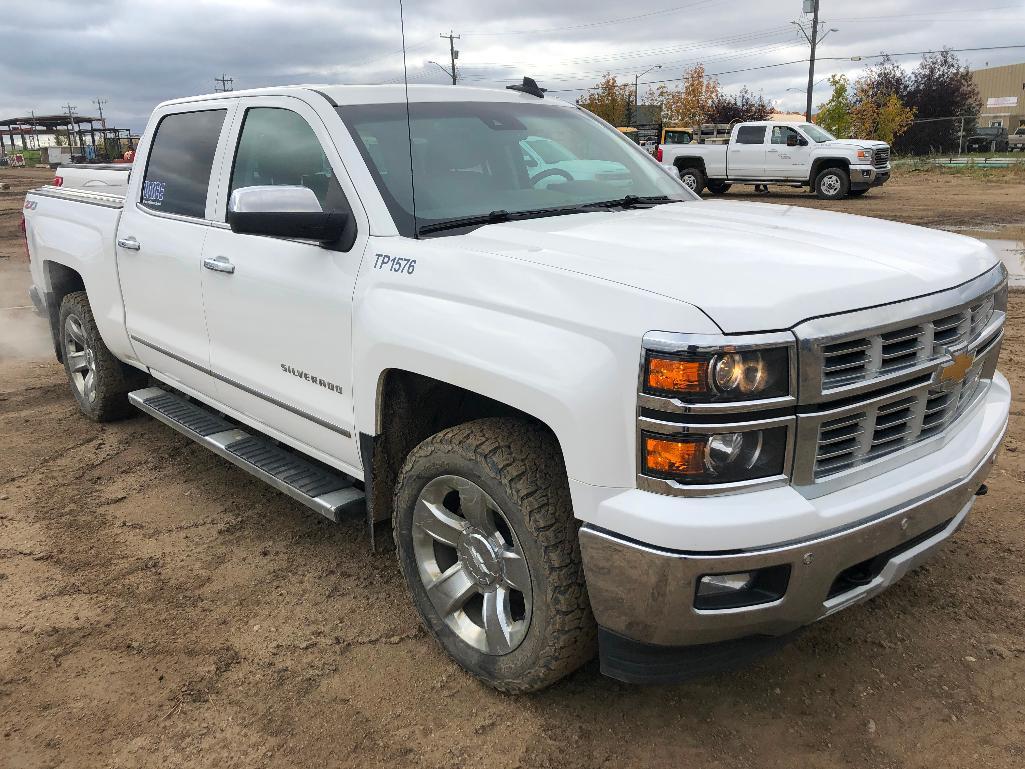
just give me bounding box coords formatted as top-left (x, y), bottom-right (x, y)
top-left (814, 167), bottom-right (850, 200)
top-left (677, 166), bottom-right (706, 195)
top-left (59, 292), bottom-right (146, 422)
top-left (393, 418), bottom-right (595, 692)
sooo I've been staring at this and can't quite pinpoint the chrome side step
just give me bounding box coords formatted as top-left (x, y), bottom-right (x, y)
top-left (128, 387), bottom-right (364, 522)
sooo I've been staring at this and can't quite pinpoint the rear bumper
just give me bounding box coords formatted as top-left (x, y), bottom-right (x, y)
top-left (580, 375), bottom-right (1007, 682)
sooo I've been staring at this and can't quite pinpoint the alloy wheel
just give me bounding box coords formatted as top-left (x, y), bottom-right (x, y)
top-left (63, 314), bottom-right (97, 404)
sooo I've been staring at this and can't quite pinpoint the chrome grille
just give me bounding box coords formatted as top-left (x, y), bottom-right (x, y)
top-left (818, 292), bottom-right (997, 391)
top-left (813, 345), bottom-right (992, 479)
top-left (874, 148), bottom-right (890, 168)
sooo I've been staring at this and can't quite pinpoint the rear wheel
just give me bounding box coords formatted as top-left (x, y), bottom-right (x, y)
top-left (677, 166), bottom-right (706, 195)
top-left (814, 167), bottom-right (850, 200)
top-left (706, 180), bottom-right (731, 195)
top-left (393, 418), bottom-right (595, 692)
top-left (59, 292), bottom-right (146, 422)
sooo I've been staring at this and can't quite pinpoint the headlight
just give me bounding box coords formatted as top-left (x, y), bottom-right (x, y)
top-left (644, 347), bottom-right (791, 403)
top-left (642, 427), bottom-right (788, 485)
top-left (856, 149), bottom-right (873, 161)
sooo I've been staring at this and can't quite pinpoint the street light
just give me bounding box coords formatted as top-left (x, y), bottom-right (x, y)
top-left (427, 60), bottom-right (455, 82)
top-left (634, 64), bottom-right (662, 108)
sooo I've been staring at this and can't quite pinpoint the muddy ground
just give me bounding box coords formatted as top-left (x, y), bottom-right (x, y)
top-left (2, 165), bottom-right (1025, 769)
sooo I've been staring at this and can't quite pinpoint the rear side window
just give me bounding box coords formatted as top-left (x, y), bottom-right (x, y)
top-left (735, 126), bottom-right (766, 145)
top-left (140, 109), bottom-right (226, 218)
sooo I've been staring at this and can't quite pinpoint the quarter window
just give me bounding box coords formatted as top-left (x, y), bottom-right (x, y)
top-left (229, 108), bottom-right (349, 214)
top-left (140, 110), bottom-right (226, 218)
top-left (735, 126), bottom-right (767, 145)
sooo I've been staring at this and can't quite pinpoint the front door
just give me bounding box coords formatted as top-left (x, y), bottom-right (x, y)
top-left (728, 124), bottom-right (768, 178)
top-left (200, 97), bottom-right (368, 472)
top-left (116, 103), bottom-right (236, 394)
top-left (767, 125), bottom-right (811, 180)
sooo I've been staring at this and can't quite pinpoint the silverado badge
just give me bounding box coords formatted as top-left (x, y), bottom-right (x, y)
top-left (939, 352), bottom-right (975, 384)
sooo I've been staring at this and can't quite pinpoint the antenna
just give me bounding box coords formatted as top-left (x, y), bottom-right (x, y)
top-left (399, 0), bottom-right (418, 236)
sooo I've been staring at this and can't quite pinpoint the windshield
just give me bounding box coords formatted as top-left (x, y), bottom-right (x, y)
top-left (338, 101), bottom-right (691, 237)
top-left (800, 124), bottom-right (837, 143)
top-left (1016, 128), bottom-right (1025, 136)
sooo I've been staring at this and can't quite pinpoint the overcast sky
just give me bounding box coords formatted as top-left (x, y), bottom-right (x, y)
top-left (2, 0), bottom-right (1023, 132)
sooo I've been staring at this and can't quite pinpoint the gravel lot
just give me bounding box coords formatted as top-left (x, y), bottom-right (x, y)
top-left (2, 165), bottom-right (1025, 769)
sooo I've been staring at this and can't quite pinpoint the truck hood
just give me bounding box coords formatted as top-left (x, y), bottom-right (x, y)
top-left (446, 200), bottom-right (999, 333)
top-left (821, 139), bottom-right (889, 152)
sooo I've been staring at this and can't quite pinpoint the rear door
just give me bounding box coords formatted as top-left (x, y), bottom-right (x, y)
top-left (115, 101), bottom-right (237, 394)
top-left (199, 96), bottom-right (368, 471)
top-left (767, 125), bottom-right (811, 180)
top-left (728, 125), bottom-right (768, 178)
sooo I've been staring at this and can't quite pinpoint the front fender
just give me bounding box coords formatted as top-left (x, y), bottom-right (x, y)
top-left (352, 238), bottom-right (720, 488)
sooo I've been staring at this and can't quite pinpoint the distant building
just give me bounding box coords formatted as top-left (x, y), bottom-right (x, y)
top-left (769, 112), bottom-right (807, 122)
top-left (971, 62), bottom-right (1025, 129)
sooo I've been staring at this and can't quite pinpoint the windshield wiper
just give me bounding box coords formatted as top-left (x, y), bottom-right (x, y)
top-left (579, 194), bottom-right (674, 209)
top-left (417, 210), bottom-right (512, 236)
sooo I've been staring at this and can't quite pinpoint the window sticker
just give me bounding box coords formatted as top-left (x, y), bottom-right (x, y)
top-left (142, 180), bottom-right (166, 206)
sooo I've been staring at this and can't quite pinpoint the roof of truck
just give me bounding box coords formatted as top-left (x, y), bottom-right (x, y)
top-left (159, 84), bottom-right (572, 109)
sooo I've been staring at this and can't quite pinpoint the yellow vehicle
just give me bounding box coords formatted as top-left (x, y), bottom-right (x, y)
top-left (616, 126), bottom-right (640, 144)
top-left (660, 126), bottom-right (694, 145)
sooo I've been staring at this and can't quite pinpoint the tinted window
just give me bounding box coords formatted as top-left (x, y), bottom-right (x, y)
top-left (229, 108), bottom-right (349, 213)
top-left (771, 126), bottom-right (802, 145)
top-left (735, 126), bottom-right (766, 145)
top-left (141, 110), bottom-right (226, 218)
top-left (663, 130), bottom-right (692, 144)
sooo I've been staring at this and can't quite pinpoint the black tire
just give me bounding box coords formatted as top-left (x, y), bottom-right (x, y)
top-left (848, 189), bottom-right (869, 197)
top-left (393, 417), bottom-right (596, 693)
top-left (58, 291), bottom-right (146, 422)
top-left (677, 166), bottom-right (706, 195)
top-left (706, 180), bottom-right (731, 195)
top-left (814, 167), bottom-right (850, 200)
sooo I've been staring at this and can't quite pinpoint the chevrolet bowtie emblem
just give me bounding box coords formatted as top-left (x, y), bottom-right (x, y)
top-left (940, 352), bottom-right (975, 383)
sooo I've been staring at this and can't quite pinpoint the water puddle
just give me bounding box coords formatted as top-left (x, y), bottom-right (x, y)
top-left (940, 226), bottom-right (1025, 288)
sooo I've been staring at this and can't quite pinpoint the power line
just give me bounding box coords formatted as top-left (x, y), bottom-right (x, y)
top-left (214, 74), bottom-right (234, 92)
top-left (460, 0), bottom-right (714, 36)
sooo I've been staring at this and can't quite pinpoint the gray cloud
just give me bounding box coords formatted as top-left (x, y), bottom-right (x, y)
top-left (1, 0), bottom-right (1022, 131)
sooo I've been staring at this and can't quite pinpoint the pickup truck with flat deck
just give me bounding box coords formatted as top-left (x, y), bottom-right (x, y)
top-left (660, 120), bottom-right (891, 199)
top-left (22, 82), bottom-right (1009, 692)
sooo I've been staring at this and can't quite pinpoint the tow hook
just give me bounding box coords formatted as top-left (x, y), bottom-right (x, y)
top-left (975, 484), bottom-right (989, 497)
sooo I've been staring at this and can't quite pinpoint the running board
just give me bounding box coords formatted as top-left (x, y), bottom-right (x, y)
top-left (128, 387), bottom-right (364, 523)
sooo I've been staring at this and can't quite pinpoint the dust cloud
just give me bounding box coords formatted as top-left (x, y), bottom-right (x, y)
top-left (0, 307), bottom-right (53, 362)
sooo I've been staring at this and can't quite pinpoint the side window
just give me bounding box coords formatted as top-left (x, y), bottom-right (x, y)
top-left (229, 108), bottom-right (349, 214)
top-left (771, 126), bottom-right (801, 145)
top-left (736, 126), bottom-right (767, 145)
top-left (140, 110), bottom-right (226, 218)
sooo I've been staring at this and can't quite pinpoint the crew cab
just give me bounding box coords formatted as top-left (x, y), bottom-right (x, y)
top-left (22, 83), bottom-right (1008, 692)
top-left (660, 121), bottom-right (892, 199)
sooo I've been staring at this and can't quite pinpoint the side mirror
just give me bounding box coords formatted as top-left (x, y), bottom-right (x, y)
top-left (787, 135), bottom-right (808, 147)
top-left (227, 185), bottom-right (348, 244)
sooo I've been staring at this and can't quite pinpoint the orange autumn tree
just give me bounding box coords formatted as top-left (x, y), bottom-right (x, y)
top-left (645, 64), bottom-right (720, 127)
top-left (576, 74), bottom-right (634, 126)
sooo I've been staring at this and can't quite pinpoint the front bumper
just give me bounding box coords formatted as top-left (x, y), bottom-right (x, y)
top-left (850, 164), bottom-right (891, 189)
top-left (580, 375), bottom-right (1007, 681)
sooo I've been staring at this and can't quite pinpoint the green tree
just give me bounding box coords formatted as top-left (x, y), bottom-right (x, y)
top-left (705, 87), bottom-right (772, 124)
top-left (815, 75), bottom-right (853, 138)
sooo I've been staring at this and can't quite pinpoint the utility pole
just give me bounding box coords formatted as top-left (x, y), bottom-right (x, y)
top-left (804, 0), bottom-right (820, 121)
top-left (440, 31), bottom-right (459, 85)
top-left (93, 98), bottom-right (108, 128)
top-left (64, 103), bottom-right (77, 148)
top-left (214, 74), bottom-right (234, 92)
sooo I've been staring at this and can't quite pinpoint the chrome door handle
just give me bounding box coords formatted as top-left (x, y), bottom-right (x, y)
top-left (203, 256), bottom-right (235, 274)
top-left (767, 149), bottom-right (779, 153)
top-left (117, 237), bottom-right (141, 251)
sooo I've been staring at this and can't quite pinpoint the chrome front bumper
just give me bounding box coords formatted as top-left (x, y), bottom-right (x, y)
top-left (850, 164), bottom-right (890, 187)
top-left (580, 435), bottom-right (1000, 649)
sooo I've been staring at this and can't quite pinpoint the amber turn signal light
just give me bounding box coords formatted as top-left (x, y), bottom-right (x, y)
top-left (646, 356), bottom-right (706, 395)
top-left (644, 436), bottom-right (704, 476)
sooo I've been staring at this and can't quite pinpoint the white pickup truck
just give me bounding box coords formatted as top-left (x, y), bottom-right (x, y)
top-left (660, 121), bottom-right (892, 199)
top-left (22, 83), bottom-right (1009, 692)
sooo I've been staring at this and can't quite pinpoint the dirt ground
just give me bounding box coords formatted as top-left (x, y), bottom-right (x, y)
top-left (2, 164), bottom-right (1025, 769)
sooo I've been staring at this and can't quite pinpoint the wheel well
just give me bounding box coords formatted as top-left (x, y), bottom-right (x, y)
top-left (674, 156), bottom-right (706, 173)
top-left (365, 369), bottom-right (562, 528)
top-left (42, 261), bottom-right (85, 362)
top-left (810, 158), bottom-right (849, 183)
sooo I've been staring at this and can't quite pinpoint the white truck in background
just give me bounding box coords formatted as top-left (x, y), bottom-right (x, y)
top-left (22, 82), bottom-right (1008, 693)
top-left (53, 163), bottom-right (131, 195)
top-left (660, 121), bottom-right (891, 199)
